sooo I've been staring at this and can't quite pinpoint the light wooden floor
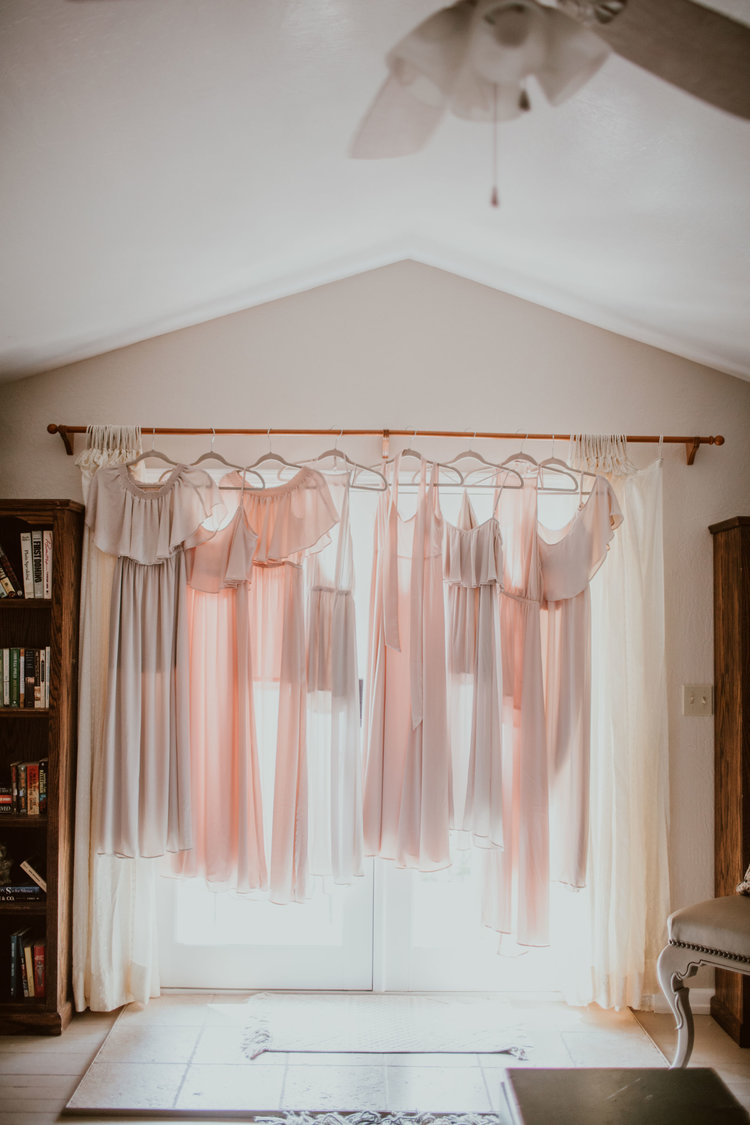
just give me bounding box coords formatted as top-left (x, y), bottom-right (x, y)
top-left (1, 1000), bottom-right (750, 1124)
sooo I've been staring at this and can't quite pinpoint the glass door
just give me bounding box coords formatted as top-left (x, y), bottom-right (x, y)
top-left (157, 863), bottom-right (374, 990)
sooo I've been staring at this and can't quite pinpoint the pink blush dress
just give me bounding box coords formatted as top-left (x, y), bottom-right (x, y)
top-left (86, 464), bottom-right (223, 859)
top-left (363, 456), bottom-right (452, 872)
top-left (443, 493), bottom-right (504, 850)
top-left (172, 498), bottom-right (267, 893)
top-left (539, 475), bottom-right (623, 890)
top-left (306, 474), bottom-right (364, 885)
top-left (241, 468), bottom-right (339, 904)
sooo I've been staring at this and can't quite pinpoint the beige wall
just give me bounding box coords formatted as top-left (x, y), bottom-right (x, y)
top-left (2, 260), bottom-right (749, 916)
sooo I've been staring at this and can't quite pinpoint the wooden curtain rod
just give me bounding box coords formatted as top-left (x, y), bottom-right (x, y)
top-left (47, 424), bottom-right (725, 465)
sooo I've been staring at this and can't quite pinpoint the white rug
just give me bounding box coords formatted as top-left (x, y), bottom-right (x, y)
top-left (66, 992), bottom-right (666, 1116)
top-left (242, 993), bottom-right (527, 1059)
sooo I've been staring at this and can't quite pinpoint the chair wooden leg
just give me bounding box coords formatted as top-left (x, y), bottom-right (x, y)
top-left (657, 943), bottom-right (699, 1068)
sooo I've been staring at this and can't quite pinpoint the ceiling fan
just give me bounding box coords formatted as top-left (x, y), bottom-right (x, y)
top-left (350, 0), bottom-right (750, 165)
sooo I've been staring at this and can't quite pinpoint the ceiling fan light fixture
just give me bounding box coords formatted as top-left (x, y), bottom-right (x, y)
top-left (534, 7), bottom-right (611, 105)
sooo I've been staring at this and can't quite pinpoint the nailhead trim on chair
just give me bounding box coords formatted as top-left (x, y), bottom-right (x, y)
top-left (670, 939), bottom-right (750, 964)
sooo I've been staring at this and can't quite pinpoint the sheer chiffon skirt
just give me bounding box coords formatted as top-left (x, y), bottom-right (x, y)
top-left (96, 552), bottom-right (193, 859)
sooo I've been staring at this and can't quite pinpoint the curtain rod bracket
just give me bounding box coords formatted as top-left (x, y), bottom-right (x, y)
top-left (686, 437), bottom-right (701, 465)
top-left (47, 423), bottom-right (74, 456)
top-left (382, 429), bottom-right (390, 461)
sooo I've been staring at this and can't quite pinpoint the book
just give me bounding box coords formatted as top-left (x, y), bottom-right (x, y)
top-left (34, 648), bottom-right (42, 708)
top-left (0, 787), bottom-right (12, 814)
top-left (16, 762), bottom-right (27, 813)
top-left (9, 647), bottom-right (20, 707)
top-left (33, 938), bottom-right (45, 998)
top-left (0, 562), bottom-right (13, 597)
top-left (42, 530), bottom-right (53, 598)
top-left (19, 532), bottom-right (33, 598)
top-left (45, 646), bottom-right (50, 708)
top-left (20, 853), bottom-right (46, 893)
top-left (9, 930), bottom-right (19, 999)
top-left (24, 647), bottom-right (36, 710)
top-left (23, 937), bottom-right (35, 998)
top-left (2, 647), bottom-right (9, 706)
top-left (0, 884), bottom-right (45, 902)
top-left (31, 531), bottom-right (44, 598)
top-left (26, 762), bottom-right (39, 815)
top-left (38, 759), bottom-right (48, 815)
top-left (10, 928), bottom-right (30, 999)
top-left (0, 541), bottom-right (23, 596)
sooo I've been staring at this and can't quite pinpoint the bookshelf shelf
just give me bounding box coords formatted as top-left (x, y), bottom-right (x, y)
top-left (0, 499), bottom-right (83, 1034)
top-left (0, 708), bottom-right (49, 717)
top-left (0, 599), bottom-right (52, 609)
top-left (0, 816), bottom-right (49, 828)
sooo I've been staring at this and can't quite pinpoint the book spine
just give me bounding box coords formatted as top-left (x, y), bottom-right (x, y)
top-left (10, 933), bottom-right (19, 999)
top-left (0, 562), bottom-right (12, 597)
top-left (10, 761), bottom-right (18, 812)
top-left (45, 645), bottom-right (50, 708)
top-left (33, 940), bottom-right (45, 998)
top-left (16, 762), bottom-right (27, 814)
top-left (19, 940), bottom-right (29, 997)
top-left (19, 532), bottom-right (34, 598)
top-left (23, 940), bottom-right (34, 998)
top-left (0, 886), bottom-right (45, 900)
top-left (20, 858), bottom-right (47, 893)
top-left (31, 531), bottom-right (44, 598)
top-left (0, 541), bottom-right (23, 595)
top-left (2, 648), bottom-right (9, 706)
top-left (18, 648), bottom-right (24, 706)
top-left (24, 647), bottom-right (36, 710)
top-left (34, 648), bottom-right (42, 708)
top-left (42, 530), bottom-right (53, 598)
top-left (38, 758), bottom-right (48, 815)
top-left (0, 787), bottom-right (12, 814)
top-left (9, 647), bottom-right (20, 707)
top-left (26, 762), bottom-right (39, 816)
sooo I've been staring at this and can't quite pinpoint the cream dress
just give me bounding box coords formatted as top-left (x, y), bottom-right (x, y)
top-left (86, 463), bottom-right (223, 859)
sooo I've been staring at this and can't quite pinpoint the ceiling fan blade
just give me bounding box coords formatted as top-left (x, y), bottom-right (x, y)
top-left (571, 0), bottom-right (750, 119)
top-left (349, 75), bottom-right (446, 158)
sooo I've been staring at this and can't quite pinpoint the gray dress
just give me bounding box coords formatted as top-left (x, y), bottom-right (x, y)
top-left (86, 464), bottom-right (222, 858)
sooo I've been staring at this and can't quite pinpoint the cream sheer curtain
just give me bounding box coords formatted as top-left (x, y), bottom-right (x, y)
top-left (558, 438), bottom-right (671, 1008)
top-left (72, 425), bottom-right (161, 1011)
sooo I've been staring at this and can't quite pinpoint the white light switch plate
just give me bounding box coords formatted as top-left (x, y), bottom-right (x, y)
top-left (682, 684), bottom-right (714, 717)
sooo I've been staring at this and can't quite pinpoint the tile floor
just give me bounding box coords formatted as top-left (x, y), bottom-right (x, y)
top-left (0, 993), bottom-right (748, 1124)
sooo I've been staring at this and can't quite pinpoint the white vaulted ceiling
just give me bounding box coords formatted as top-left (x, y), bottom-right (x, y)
top-left (1, 0), bottom-right (749, 382)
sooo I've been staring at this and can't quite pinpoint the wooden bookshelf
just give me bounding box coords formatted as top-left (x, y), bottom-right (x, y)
top-left (0, 500), bottom-right (83, 1034)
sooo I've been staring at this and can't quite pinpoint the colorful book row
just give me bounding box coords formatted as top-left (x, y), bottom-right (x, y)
top-left (0, 531), bottom-right (53, 599)
top-left (0, 647), bottom-right (51, 708)
top-left (8, 929), bottom-right (45, 999)
top-left (5, 760), bottom-right (48, 816)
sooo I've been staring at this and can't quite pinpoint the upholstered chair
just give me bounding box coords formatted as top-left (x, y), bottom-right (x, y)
top-left (658, 895), bottom-right (750, 1067)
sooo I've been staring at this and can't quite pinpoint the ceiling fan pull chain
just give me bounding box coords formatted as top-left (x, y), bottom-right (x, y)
top-left (490, 83), bottom-right (500, 208)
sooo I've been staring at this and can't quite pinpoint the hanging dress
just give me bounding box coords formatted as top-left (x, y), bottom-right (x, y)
top-left (172, 481), bottom-right (267, 893)
top-left (86, 463), bottom-right (223, 859)
top-left (482, 464), bottom-right (549, 946)
top-left (539, 475), bottom-right (623, 889)
top-left (241, 467), bottom-right (339, 904)
top-left (306, 472), bottom-right (364, 884)
top-left (443, 492), bottom-right (504, 850)
top-left (362, 455), bottom-right (452, 871)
